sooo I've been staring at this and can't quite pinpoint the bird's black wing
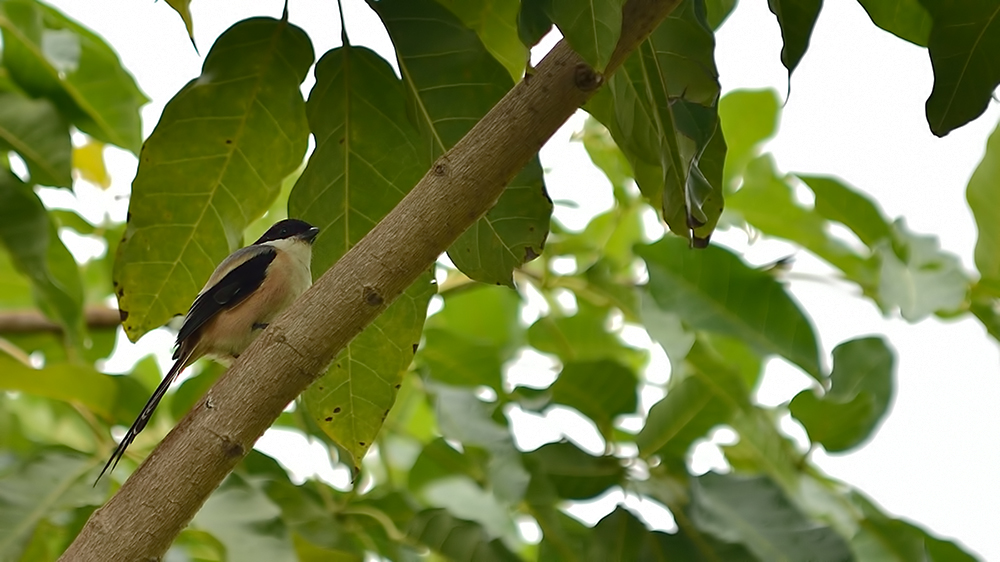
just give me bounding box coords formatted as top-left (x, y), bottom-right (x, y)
top-left (174, 246), bottom-right (277, 354)
top-left (96, 246), bottom-right (278, 483)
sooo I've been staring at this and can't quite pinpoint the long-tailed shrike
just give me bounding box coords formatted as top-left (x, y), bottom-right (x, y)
top-left (98, 218), bottom-right (319, 482)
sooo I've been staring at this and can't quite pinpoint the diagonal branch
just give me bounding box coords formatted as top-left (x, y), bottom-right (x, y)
top-left (59, 1), bottom-right (682, 559)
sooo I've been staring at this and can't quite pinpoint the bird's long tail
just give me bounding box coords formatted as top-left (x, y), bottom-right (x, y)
top-left (95, 348), bottom-right (193, 484)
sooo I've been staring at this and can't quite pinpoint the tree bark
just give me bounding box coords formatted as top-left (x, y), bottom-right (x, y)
top-left (60, 1), bottom-right (681, 559)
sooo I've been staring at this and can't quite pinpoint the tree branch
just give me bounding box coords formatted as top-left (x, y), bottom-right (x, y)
top-left (60, 1), bottom-right (681, 559)
top-left (0, 307), bottom-right (121, 333)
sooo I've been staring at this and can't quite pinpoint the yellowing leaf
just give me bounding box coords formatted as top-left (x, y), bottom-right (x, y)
top-left (72, 138), bottom-right (110, 189)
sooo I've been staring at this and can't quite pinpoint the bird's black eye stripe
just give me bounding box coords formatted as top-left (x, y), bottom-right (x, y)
top-left (253, 218), bottom-right (316, 245)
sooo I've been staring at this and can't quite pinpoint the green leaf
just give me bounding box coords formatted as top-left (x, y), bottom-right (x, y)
top-left (698, 332), bottom-right (764, 391)
top-left (292, 535), bottom-right (364, 562)
top-left (432, 384), bottom-right (530, 503)
top-left (642, 529), bottom-right (756, 561)
top-left (19, 510), bottom-right (94, 562)
top-left (724, 408), bottom-right (802, 493)
top-left (587, 507), bottom-right (646, 561)
top-left (419, 286), bottom-right (522, 389)
top-left (0, 244), bottom-right (34, 308)
top-left (798, 174), bottom-right (892, 248)
top-left (585, 507), bottom-right (756, 562)
top-left (548, 0), bottom-right (624, 71)
top-left (857, 0), bottom-right (931, 46)
top-left (690, 472), bottom-right (853, 562)
top-left (0, 65), bottom-right (20, 92)
top-left (49, 209), bottom-right (94, 234)
top-left (409, 438), bottom-right (478, 492)
top-left (0, 91), bottom-right (70, 187)
top-left (824, 338), bottom-right (895, 405)
top-left (421, 327), bottom-right (507, 389)
top-left (343, 493), bottom-right (423, 560)
top-left (550, 360), bottom-right (637, 439)
top-left (113, 17), bottom-right (313, 340)
top-left (875, 220), bottom-right (968, 321)
top-left (792, 390), bottom-right (875, 452)
top-left (173, 529), bottom-right (226, 562)
top-left (790, 337), bottom-right (895, 453)
top-left (0, 355), bottom-right (116, 420)
top-left (544, 177), bottom-right (646, 275)
top-left (970, 282), bottom-right (1000, 342)
top-left (432, 385), bottom-right (512, 450)
top-left (587, 1), bottom-right (725, 244)
top-left (644, 3), bottom-right (721, 106)
top-left (0, 170), bottom-right (84, 344)
top-left (432, 285), bottom-right (522, 350)
top-left (921, 1), bottom-right (1000, 136)
top-left (421, 477), bottom-right (521, 546)
top-left (638, 377), bottom-right (723, 458)
top-left (704, 0), bottom-right (738, 29)
top-left (436, 0), bottom-right (527, 81)
top-left (850, 492), bottom-right (979, 562)
top-left (579, 117), bottom-right (633, 196)
top-left (81, 221), bottom-right (123, 306)
top-left (376, 0), bottom-right (508, 153)
top-left (408, 508), bottom-right (523, 562)
top-left (718, 89), bottom-right (780, 189)
top-left (304, 270), bottom-right (434, 468)
top-left (285, 45), bottom-right (434, 467)
top-left (636, 339), bottom-right (749, 458)
top-left (193, 474), bottom-right (297, 562)
top-left (525, 441), bottom-right (624, 501)
top-left (375, 0), bottom-right (550, 285)
top-left (165, 0), bottom-right (195, 46)
top-left (450, 160), bottom-right (551, 286)
top-left (0, 0), bottom-right (147, 153)
top-left (580, 259), bottom-right (644, 318)
top-left (289, 45), bottom-right (424, 275)
top-left (244, 166), bottom-right (297, 246)
top-left (517, 0), bottom-right (552, 48)
top-left (0, 451), bottom-right (103, 561)
top-left (640, 292), bottom-right (695, 373)
top-left (728, 156), bottom-right (870, 282)
top-left (641, 9), bottom-right (728, 241)
top-left (967, 119), bottom-right (1000, 282)
top-left (528, 303), bottom-right (644, 367)
top-left (659, 100), bottom-right (726, 245)
top-left (767, 0), bottom-right (822, 79)
top-left (927, 537), bottom-right (983, 561)
top-left (3, 327), bottom-right (116, 372)
top-left (533, 508), bottom-right (592, 561)
top-left (253, 466), bottom-right (370, 558)
top-left (577, 505), bottom-right (754, 562)
top-left (382, 373), bottom-right (438, 443)
top-left (638, 236), bottom-right (823, 380)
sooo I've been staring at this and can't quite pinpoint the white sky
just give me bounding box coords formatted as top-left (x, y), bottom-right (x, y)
top-left (32, 0), bottom-right (1000, 559)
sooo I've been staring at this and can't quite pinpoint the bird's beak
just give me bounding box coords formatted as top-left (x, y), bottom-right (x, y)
top-left (299, 226), bottom-right (320, 244)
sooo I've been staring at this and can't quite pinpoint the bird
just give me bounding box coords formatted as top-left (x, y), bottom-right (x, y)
top-left (97, 218), bottom-right (319, 483)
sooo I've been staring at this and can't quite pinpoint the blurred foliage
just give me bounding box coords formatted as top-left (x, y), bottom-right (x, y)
top-left (0, 0), bottom-right (995, 560)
